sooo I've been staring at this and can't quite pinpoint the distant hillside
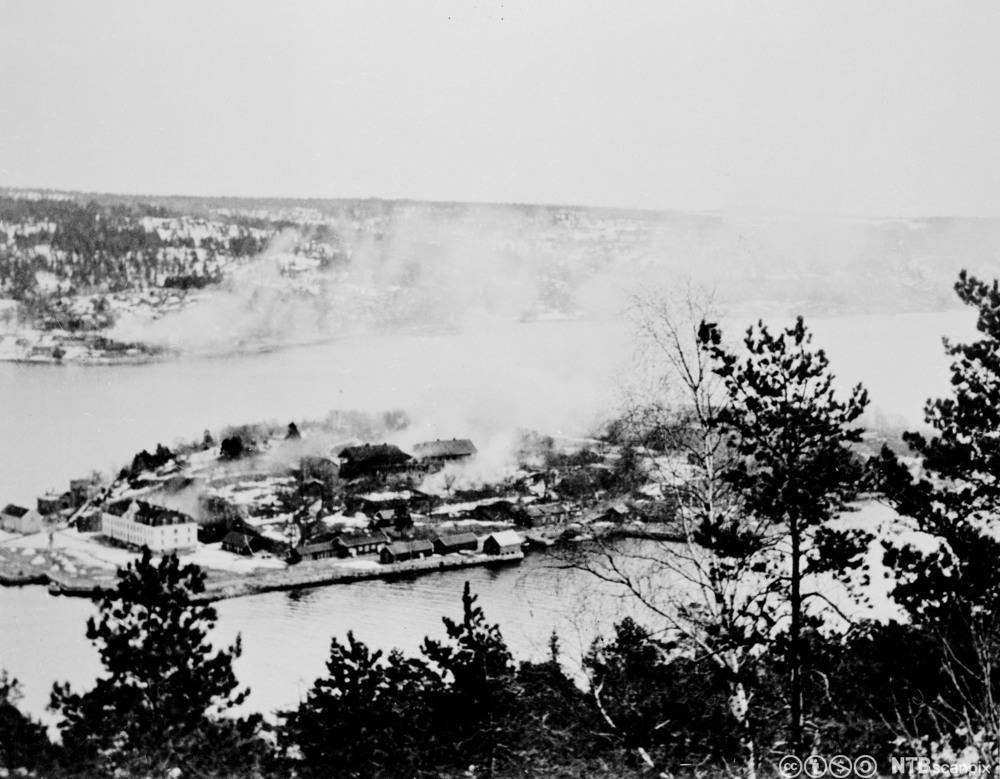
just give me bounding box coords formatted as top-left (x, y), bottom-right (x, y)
top-left (3, 188), bottom-right (999, 358)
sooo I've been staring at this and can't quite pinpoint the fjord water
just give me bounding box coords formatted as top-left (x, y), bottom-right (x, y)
top-left (0, 310), bottom-right (978, 722)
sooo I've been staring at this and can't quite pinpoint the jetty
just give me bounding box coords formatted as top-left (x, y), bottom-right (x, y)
top-left (36, 549), bottom-right (525, 603)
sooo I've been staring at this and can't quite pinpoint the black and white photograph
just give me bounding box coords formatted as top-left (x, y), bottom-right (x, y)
top-left (2, 2), bottom-right (1000, 777)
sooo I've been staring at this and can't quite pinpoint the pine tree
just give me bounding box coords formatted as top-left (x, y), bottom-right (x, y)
top-left (422, 582), bottom-right (519, 777)
top-left (284, 583), bottom-right (522, 778)
top-left (698, 316), bottom-right (870, 756)
top-left (51, 548), bottom-right (265, 775)
top-left (279, 632), bottom-right (440, 777)
top-left (875, 271), bottom-right (1000, 767)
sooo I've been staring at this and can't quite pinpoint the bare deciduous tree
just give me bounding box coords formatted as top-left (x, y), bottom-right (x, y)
top-left (563, 287), bottom-right (778, 779)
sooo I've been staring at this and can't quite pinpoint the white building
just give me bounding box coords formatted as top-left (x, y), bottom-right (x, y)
top-left (1, 504), bottom-right (42, 534)
top-left (101, 500), bottom-right (198, 552)
top-left (483, 530), bottom-right (524, 557)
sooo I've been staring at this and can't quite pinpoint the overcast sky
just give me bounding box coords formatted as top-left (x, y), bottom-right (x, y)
top-left (0, 1), bottom-right (998, 216)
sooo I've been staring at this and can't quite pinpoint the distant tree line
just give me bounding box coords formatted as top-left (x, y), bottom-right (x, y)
top-left (0, 196), bottom-right (270, 303)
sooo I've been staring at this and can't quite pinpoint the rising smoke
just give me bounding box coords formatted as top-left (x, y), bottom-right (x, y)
top-left (105, 204), bottom-right (994, 487)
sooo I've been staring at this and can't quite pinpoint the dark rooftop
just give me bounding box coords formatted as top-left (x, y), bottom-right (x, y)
top-left (337, 443), bottom-right (412, 463)
top-left (296, 540), bottom-right (337, 555)
top-left (105, 499), bottom-right (195, 527)
top-left (336, 531), bottom-right (387, 547)
top-left (434, 532), bottom-right (478, 548)
top-left (222, 531), bottom-right (263, 548)
top-left (384, 539), bottom-right (434, 555)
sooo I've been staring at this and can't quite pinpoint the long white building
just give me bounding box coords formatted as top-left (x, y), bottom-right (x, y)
top-left (101, 500), bottom-right (198, 552)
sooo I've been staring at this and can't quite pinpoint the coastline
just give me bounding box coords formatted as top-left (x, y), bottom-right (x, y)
top-left (0, 520), bottom-right (685, 604)
top-left (0, 544), bottom-right (525, 603)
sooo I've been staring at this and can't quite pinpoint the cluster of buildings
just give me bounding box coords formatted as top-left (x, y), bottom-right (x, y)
top-left (1, 474), bottom-right (105, 537)
top-left (2, 430), bottom-right (538, 572)
top-left (221, 526), bottom-right (522, 566)
top-left (36, 477), bottom-right (101, 517)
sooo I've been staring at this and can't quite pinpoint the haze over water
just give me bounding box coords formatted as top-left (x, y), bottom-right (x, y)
top-left (0, 305), bottom-right (981, 724)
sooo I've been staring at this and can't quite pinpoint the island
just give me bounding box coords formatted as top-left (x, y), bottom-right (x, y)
top-left (0, 412), bottom-right (683, 602)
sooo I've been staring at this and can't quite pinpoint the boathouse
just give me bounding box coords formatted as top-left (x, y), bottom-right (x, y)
top-left (483, 530), bottom-right (524, 557)
top-left (295, 539), bottom-right (338, 561)
top-left (433, 533), bottom-right (478, 555)
top-left (379, 538), bottom-right (434, 564)
top-left (335, 531), bottom-right (386, 558)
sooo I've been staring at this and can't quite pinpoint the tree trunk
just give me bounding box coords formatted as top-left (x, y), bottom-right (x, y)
top-left (728, 680), bottom-right (757, 779)
top-left (790, 512), bottom-right (802, 757)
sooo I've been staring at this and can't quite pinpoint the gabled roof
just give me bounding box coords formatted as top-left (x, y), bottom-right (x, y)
top-left (336, 531), bottom-right (386, 547)
top-left (383, 539), bottom-right (434, 556)
top-left (485, 530), bottom-right (523, 547)
top-left (337, 443), bottom-right (412, 463)
top-left (434, 532), bottom-right (478, 548)
top-left (297, 540), bottom-right (337, 555)
top-left (1, 504), bottom-right (29, 518)
top-left (413, 439), bottom-right (478, 458)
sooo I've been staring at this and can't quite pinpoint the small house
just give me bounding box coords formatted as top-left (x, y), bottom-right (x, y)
top-left (73, 509), bottom-right (102, 533)
top-left (334, 531), bottom-right (387, 558)
top-left (483, 530), bottom-right (524, 557)
top-left (299, 478), bottom-right (327, 502)
top-left (379, 538), bottom-right (435, 564)
top-left (433, 533), bottom-right (479, 555)
top-left (221, 531), bottom-right (268, 556)
top-left (372, 508), bottom-right (399, 527)
top-left (295, 539), bottom-right (338, 561)
top-left (521, 503), bottom-right (567, 527)
top-left (299, 456), bottom-right (339, 482)
top-left (69, 478), bottom-right (98, 507)
top-left (345, 490), bottom-right (411, 516)
top-left (1, 504), bottom-right (43, 534)
top-left (37, 491), bottom-right (73, 516)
